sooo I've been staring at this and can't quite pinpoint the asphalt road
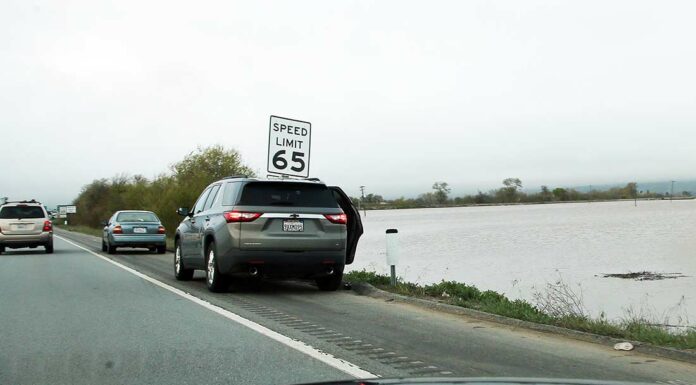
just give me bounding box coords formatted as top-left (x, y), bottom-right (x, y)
top-left (2, 229), bottom-right (695, 384)
top-left (0, 236), bottom-right (357, 385)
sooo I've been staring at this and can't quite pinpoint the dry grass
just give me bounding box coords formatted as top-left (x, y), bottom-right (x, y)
top-left (345, 269), bottom-right (696, 349)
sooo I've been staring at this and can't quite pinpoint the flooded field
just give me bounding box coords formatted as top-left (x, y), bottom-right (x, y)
top-left (348, 199), bottom-right (696, 326)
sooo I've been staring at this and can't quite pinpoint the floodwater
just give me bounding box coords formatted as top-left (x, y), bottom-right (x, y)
top-left (348, 199), bottom-right (696, 326)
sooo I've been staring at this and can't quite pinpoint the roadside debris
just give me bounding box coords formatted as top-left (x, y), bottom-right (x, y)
top-left (601, 271), bottom-right (687, 281)
top-left (614, 342), bottom-right (634, 351)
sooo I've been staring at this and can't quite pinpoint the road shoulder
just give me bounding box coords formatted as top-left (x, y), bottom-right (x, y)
top-left (351, 282), bottom-right (696, 364)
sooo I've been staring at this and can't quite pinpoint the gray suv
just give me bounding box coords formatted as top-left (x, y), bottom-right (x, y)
top-left (174, 177), bottom-right (362, 292)
top-left (0, 200), bottom-right (53, 254)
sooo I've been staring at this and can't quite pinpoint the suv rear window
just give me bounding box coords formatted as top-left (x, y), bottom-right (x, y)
top-left (116, 212), bottom-right (159, 222)
top-left (237, 182), bottom-right (338, 208)
top-left (0, 206), bottom-right (45, 219)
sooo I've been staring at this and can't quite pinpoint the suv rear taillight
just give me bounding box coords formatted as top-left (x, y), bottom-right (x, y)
top-left (42, 221), bottom-right (52, 232)
top-left (158, 225), bottom-right (166, 234)
top-left (113, 225), bottom-right (123, 234)
top-left (324, 213), bottom-right (347, 224)
top-left (223, 211), bottom-right (262, 223)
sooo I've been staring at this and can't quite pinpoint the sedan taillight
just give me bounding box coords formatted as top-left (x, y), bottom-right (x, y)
top-left (223, 211), bottom-right (262, 223)
top-left (43, 221), bottom-right (52, 232)
top-left (324, 213), bottom-right (347, 224)
top-left (158, 225), bottom-right (166, 234)
top-left (113, 225), bottom-right (123, 234)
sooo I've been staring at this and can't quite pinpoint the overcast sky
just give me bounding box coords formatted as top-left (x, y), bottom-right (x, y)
top-left (2, 0), bottom-right (695, 207)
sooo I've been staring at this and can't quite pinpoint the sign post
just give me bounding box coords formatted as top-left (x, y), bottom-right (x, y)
top-left (59, 206), bottom-right (68, 225)
top-left (267, 115), bottom-right (311, 178)
top-left (58, 205), bottom-right (76, 225)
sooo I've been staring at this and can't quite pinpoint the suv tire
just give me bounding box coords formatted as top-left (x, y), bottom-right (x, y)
top-left (101, 240), bottom-right (107, 252)
top-left (316, 268), bottom-right (344, 291)
top-left (45, 241), bottom-right (54, 254)
top-left (107, 242), bottom-right (116, 254)
top-left (156, 245), bottom-right (166, 254)
top-left (0, 245), bottom-right (5, 254)
top-left (174, 240), bottom-right (193, 281)
top-left (205, 241), bottom-right (228, 292)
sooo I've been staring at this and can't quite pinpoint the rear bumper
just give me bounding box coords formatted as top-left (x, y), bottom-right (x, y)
top-left (217, 249), bottom-right (346, 278)
top-left (0, 232), bottom-right (52, 248)
top-left (110, 234), bottom-right (166, 247)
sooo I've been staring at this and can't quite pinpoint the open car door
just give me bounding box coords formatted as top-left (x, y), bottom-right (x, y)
top-left (329, 186), bottom-right (363, 265)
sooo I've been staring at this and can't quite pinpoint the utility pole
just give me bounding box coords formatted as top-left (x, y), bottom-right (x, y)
top-left (671, 180), bottom-right (676, 202)
top-left (359, 185), bottom-right (366, 217)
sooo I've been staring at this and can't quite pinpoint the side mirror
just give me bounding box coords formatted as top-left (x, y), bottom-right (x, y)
top-left (176, 207), bottom-right (190, 217)
top-left (101, 220), bottom-right (109, 227)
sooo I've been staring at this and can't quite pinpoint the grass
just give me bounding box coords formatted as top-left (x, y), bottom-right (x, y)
top-left (345, 270), bottom-right (696, 350)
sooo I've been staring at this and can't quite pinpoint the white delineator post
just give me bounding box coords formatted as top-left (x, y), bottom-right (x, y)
top-left (386, 229), bottom-right (399, 286)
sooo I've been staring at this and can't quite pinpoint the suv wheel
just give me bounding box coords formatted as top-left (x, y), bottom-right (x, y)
top-left (101, 240), bottom-right (107, 252)
top-left (107, 241), bottom-right (116, 254)
top-left (316, 268), bottom-right (344, 291)
top-left (156, 245), bottom-right (166, 254)
top-left (45, 241), bottom-right (54, 254)
top-left (205, 241), bottom-right (228, 292)
top-left (174, 241), bottom-right (193, 281)
top-left (0, 245), bottom-right (5, 254)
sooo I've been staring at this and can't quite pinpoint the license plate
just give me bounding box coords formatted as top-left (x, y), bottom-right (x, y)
top-left (282, 219), bottom-right (304, 232)
top-left (12, 224), bottom-right (28, 230)
top-left (133, 227), bottom-right (147, 234)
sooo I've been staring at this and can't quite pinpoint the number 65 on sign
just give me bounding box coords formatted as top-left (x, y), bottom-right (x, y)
top-left (267, 115), bottom-right (312, 178)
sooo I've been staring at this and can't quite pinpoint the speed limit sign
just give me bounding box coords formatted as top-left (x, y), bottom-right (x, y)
top-left (267, 115), bottom-right (311, 178)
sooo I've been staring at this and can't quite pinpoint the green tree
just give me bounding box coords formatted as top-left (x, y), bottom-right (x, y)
top-left (498, 178), bottom-right (523, 202)
top-left (474, 190), bottom-right (490, 204)
top-left (363, 193), bottom-right (384, 204)
top-left (70, 145), bottom-right (255, 236)
top-left (432, 182), bottom-right (451, 204)
top-left (540, 185), bottom-right (553, 202)
top-left (552, 187), bottom-right (567, 201)
top-left (622, 182), bottom-right (638, 199)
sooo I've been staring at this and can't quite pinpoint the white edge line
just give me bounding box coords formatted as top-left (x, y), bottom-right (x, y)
top-left (55, 235), bottom-right (377, 379)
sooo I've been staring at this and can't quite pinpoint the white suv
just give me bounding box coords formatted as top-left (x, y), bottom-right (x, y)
top-left (0, 200), bottom-right (53, 254)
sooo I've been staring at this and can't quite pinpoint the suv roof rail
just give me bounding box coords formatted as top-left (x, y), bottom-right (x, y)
top-left (2, 199), bottom-right (40, 204)
top-left (222, 175), bottom-right (248, 180)
top-left (265, 175), bottom-right (323, 183)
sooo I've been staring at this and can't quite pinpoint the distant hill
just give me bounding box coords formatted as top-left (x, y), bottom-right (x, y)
top-left (571, 180), bottom-right (696, 195)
